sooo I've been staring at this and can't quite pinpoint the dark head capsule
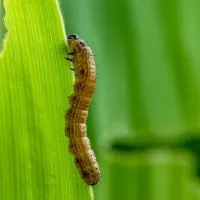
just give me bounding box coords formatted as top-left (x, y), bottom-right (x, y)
top-left (68, 34), bottom-right (80, 40)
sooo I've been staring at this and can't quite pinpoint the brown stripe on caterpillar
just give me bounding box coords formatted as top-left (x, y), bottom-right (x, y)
top-left (65, 123), bottom-right (86, 138)
top-left (65, 108), bottom-right (88, 123)
top-left (69, 137), bottom-right (91, 154)
top-left (73, 80), bottom-right (96, 97)
top-left (65, 34), bottom-right (100, 185)
top-left (77, 67), bottom-right (96, 82)
top-left (68, 94), bottom-right (92, 110)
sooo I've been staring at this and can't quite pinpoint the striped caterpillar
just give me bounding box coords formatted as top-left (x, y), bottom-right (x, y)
top-left (65, 34), bottom-right (100, 185)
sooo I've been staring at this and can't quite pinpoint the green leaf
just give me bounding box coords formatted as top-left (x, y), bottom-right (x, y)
top-left (0, 0), bottom-right (93, 199)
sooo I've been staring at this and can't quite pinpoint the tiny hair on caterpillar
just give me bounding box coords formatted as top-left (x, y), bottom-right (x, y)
top-left (65, 34), bottom-right (100, 186)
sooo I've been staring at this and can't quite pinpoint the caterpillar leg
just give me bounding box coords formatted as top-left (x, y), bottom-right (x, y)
top-left (67, 52), bottom-right (74, 55)
top-left (70, 67), bottom-right (75, 71)
top-left (65, 57), bottom-right (74, 62)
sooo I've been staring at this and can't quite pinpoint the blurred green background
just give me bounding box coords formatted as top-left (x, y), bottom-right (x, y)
top-left (60, 0), bottom-right (200, 199)
top-left (1, 0), bottom-right (200, 199)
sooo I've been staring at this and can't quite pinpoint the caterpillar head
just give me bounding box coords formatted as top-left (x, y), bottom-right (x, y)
top-left (68, 34), bottom-right (80, 41)
top-left (68, 34), bottom-right (88, 52)
top-left (68, 34), bottom-right (80, 47)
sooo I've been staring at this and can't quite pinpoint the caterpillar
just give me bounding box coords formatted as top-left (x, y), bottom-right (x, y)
top-left (65, 34), bottom-right (100, 186)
